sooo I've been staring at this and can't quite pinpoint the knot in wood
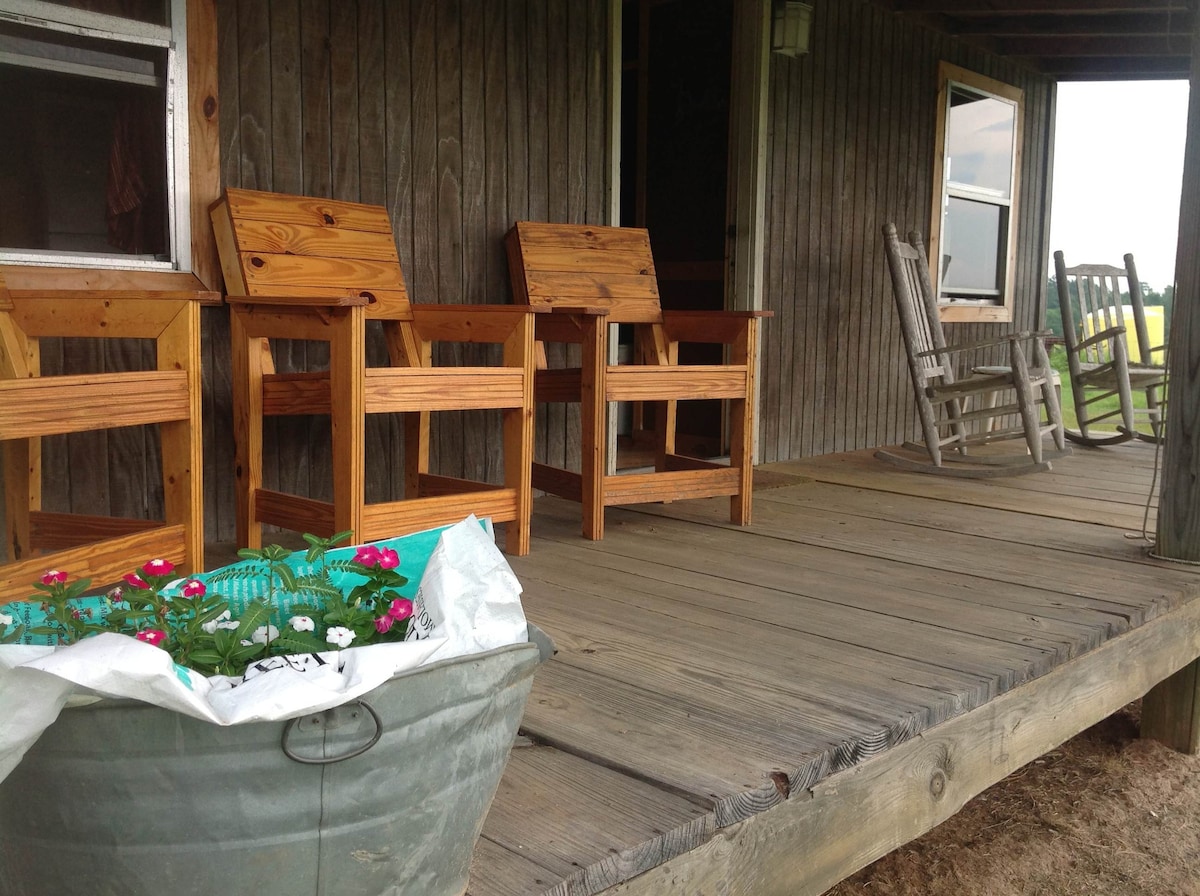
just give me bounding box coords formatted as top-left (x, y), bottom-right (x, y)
top-left (929, 768), bottom-right (947, 801)
top-left (250, 256), bottom-right (265, 269)
top-left (768, 770), bottom-right (791, 799)
top-left (323, 213), bottom-right (336, 225)
top-left (360, 291), bottom-right (376, 303)
top-left (203, 95), bottom-right (217, 119)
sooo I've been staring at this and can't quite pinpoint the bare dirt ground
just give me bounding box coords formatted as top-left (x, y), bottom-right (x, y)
top-left (825, 701), bottom-right (1200, 896)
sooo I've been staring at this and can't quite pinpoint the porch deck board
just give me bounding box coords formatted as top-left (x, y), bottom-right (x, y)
top-left (466, 443), bottom-right (1199, 896)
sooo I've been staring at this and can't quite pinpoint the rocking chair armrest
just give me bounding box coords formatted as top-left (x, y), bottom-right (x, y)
top-left (1073, 326), bottom-right (1125, 353)
top-left (915, 330), bottom-right (1041, 360)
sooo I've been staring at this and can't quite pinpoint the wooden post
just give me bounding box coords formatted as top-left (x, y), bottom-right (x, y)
top-left (1145, 16), bottom-right (1200, 754)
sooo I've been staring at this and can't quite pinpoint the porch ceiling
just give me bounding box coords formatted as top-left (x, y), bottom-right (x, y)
top-left (881, 0), bottom-right (1194, 80)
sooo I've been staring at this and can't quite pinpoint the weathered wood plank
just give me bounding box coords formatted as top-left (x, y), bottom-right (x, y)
top-left (592, 587), bottom-right (1200, 896)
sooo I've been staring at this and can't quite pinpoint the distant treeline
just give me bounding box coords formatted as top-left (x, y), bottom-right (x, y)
top-left (1044, 278), bottom-right (1173, 340)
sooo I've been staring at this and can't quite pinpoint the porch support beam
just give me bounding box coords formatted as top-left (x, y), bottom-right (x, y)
top-left (1150, 0), bottom-right (1200, 756)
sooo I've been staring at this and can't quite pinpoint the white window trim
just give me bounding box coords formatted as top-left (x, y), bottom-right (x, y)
top-left (929, 62), bottom-right (1023, 324)
top-left (0, 0), bottom-right (191, 272)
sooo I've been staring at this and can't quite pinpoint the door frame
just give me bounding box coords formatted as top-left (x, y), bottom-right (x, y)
top-left (606, 0), bottom-right (770, 462)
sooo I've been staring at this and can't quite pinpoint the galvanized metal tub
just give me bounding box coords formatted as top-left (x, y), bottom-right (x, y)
top-left (0, 625), bottom-right (552, 896)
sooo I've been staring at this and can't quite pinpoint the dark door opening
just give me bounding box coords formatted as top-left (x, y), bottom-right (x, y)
top-left (620, 0), bottom-right (734, 465)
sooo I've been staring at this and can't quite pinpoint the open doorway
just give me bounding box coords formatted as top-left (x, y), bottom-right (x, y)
top-left (619, 0), bottom-right (734, 466)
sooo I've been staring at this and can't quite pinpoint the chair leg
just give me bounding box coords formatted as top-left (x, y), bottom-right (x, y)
top-left (502, 314), bottom-right (534, 556)
top-left (230, 312), bottom-right (266, 549)
top-left (157, 301), bottom-right (204, 574)
top-left (580, 316), bottom-right (607, 541)
top-left (3, 439), bottom-right (36, 562)
top-left (329, 309), bottom-right (367, 541)
top-left (1009, 342), bottom-right (1043, 464)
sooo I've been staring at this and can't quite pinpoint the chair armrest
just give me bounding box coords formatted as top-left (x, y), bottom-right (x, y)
top-left (226, 293), bottom-right (371, 308)
top-left (915, 330), bottom-right (1040, 360)
top-left (1073, 326), bottom-right (1125, 353)
top-left (410, 303), bottom-right (534, 344)
top-left (11, 288), bottom-right (222, 306)
top-left (661, 309), bottom-right (771, 344)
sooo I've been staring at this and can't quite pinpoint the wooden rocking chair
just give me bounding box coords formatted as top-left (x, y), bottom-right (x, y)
top-left (505, 221), bottom-right (768, 540)
top-left (1053, 251), bottom-right (1167, 446)
top-left (0, 273), bottom-right (213, 604)
top-left (211, 188), bottom-right (535, 555)
top-left (879, 224), bottom-right (1067, 477)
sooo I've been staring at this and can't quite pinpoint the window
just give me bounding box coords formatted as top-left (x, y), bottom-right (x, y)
top-left (929, 63), bottom-right (1022, 322)
top-left (0, 0), bottom-right (190, 271)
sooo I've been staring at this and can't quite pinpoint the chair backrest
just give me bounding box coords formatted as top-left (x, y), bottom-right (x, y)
top-left (505, 221), bottom-right (664, 324)
top-left (1053, 251), bottom-right (1133, 366)
top-left (1121, 253), bottom-right (1163, 367)
top-left (881, 223), bottom-right (951, 387)
top-left (211, 188), bottom-right (413, 320)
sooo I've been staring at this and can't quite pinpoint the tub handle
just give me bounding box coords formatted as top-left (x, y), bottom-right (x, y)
top-left (280, 700), bottom-right (383, 764)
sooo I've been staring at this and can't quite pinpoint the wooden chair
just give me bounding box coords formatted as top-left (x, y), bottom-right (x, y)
top-left (0, 273), bottom-right (212, 604)
top-left (211, 188), bottom-right (535, 556)
top-left (1053, 251), bottom-right (1167, 446)
top-left (879, 224), bottom-right (1067, 477)
top-left (505, 221), bottom-right (768, 540)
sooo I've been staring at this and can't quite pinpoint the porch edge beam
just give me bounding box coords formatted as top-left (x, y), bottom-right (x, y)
top-left (570, 583), bottom-right (1200, 896)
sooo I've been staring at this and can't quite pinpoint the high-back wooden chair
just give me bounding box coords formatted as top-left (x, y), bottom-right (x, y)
top-left (505, 221), bottom-right (768, 540)
top-left (879, 224), bottom-right (1067, 476)
top-left (0, 273), bottom-right (212, 604)
top-left (1053, 250), bottom-right (1167, 446)
top-left (211, 188), bottom-right (535, 555)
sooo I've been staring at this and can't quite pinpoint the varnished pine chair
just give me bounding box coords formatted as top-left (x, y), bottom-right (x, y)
top-left (879, 224), bottom-right (1067, 477)
top-left (211, 188), bottom-right (535, 556)
top-left (0, 272), bottom-right (211, 604)
top-left (1054, 251), bottom-right (1167, 445)
top-left (505, 221), bottom-right (768, 540)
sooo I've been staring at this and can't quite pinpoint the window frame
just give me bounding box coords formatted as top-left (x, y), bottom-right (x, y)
top-left (0, 0), bottom-right (191, 273)
top-left (929, 62), bottom-right (1024, 324)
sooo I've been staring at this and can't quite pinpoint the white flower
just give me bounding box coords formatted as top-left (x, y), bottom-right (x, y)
top-left (218, 620), bottom-right (240, 630)
top-left (201, 610), bottom-right (231, 635)
top-left (289, 615), bottom-right (315, 633)
top-left (0, 612), bottom-right (11, 627)
top-left (251, 624), bottom-right (280, 645)
top-left (240, 639), bottom-right (254, 647)
top-left (325, 626), bottom-right (355, 648)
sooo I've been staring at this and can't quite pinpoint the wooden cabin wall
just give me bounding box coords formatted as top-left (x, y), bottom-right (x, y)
top-left (758, 0), bottom-right (1056, 462)
top-left (206, 0), bottom-right (611, 543)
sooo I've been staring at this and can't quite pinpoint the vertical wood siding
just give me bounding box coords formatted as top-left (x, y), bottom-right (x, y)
top-left (14, 1), bottom-right (1059, 551)
top-left (758, 0), bottom-right (1056, 462)
top-left (211, 0), bottom-right (611, 542)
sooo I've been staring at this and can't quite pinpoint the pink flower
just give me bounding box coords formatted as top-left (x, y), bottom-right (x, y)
top-left (180, 579), bottom-right (206, 598)
top-left (377, 548), bottom-right (400, 570)
top-left (374, 615), bottom-right (395, 634)
top-left (353, 545), bottom-right (382, 567)
top-left (123, 573), bottom-right (149, 590)
top-left (142, 559), bottom-right (175, 577)
top-left (40, 569), bottom-right (68, 586)
top-left (107, 587), bottom-right (124, 604)
top-left (387, 598), bottom-right (413, 622)
top-left (135, 629), bottom-right (167, 647)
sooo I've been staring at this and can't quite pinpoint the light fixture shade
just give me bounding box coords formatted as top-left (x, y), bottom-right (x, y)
top-left (772, 1), bottom-right (813, 57)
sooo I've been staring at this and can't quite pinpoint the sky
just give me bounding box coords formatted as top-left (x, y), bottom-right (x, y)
top-left (1049, 80), bottom-right (1191, 293)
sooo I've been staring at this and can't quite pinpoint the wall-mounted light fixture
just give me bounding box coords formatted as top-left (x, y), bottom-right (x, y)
top-left (772, 1), bottom-right (813, 57)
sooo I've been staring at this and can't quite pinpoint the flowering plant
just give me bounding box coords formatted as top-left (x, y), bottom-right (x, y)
top-left (0, 531), bottom-right (415, 678)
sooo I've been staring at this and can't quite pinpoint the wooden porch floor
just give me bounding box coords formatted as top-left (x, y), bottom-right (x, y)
top-left (468, 441), bottom-right (1200, 896)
